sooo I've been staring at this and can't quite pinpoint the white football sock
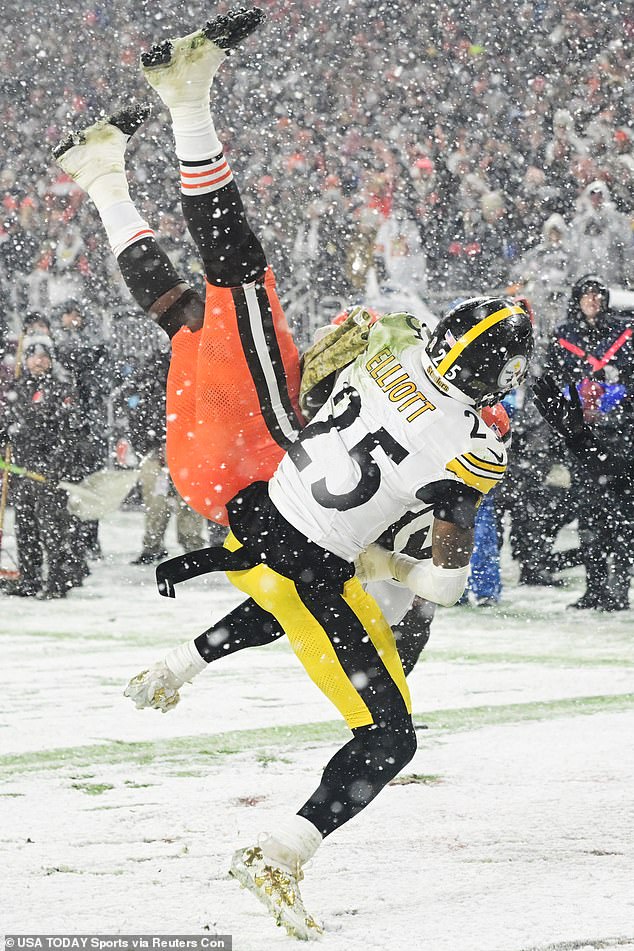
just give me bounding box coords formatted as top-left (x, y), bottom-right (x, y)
top-left (164, 639), bottom-right (208, 685)
top-left (100, 200), bottom-right (154, 259)
top-left (261, 815), bottom-right (323, 875)
top-left (171, 105), bottom-right (222, 163)
top-left (179, 153), bottom-right (233, 197)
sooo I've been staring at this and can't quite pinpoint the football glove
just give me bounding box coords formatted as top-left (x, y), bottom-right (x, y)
top-left (355, 543), bottom-right (395, 583)
top-left (300, 307), bottom-right (374, 419)
top-left (124, 663), bottom-right (182, 713)
top-left (532, 374), bottom-right (586, 443)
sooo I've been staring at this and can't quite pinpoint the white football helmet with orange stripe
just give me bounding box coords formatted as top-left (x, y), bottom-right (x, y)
top-left (422, 297), bottom-right (534, 407)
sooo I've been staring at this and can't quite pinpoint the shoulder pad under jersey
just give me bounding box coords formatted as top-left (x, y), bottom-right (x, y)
top-left (445, 415), bottom-right (508, 495)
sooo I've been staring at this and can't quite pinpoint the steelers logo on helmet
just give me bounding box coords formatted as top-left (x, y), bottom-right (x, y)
top-left (497, 355), bottom-right (528, 391)
top-left (422, 296), bottom-right (534, 407)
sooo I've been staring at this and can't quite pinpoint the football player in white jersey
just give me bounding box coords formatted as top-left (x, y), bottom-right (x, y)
top-left (53, 8), bottom-right (533, 938)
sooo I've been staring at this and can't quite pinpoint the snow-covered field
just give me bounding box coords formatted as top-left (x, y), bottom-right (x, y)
top-left (1, 509), bottom-right (633, 951)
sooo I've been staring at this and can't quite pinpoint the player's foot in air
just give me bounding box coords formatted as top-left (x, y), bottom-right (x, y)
top-left (229, 845), bottom-right (323, 941)
top-left (141, 7), bottom-right (265, 107)
top-left (52, 103), bottom-right (152, 191)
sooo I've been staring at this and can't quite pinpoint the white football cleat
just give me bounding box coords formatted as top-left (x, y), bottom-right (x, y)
top-left (229, 845), bottom-right (323, 941)
top-left (124, 662), bottom-right (182, 713)
top-left (52, 104), bottom-right (151, 192)
top-left (140, 8), bottom-right (265, 109)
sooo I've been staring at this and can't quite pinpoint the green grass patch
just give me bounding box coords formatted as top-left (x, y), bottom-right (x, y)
top-left (71, 782), bottom-right (115, 795)
top-left (428, 650), bottom-right (634, 668)
top-left (2, 693), bottom-right (633, 779)
top-left (390, 773), bottom-right (443, 786)
top-left (256, 751), bottom-right (292, 767)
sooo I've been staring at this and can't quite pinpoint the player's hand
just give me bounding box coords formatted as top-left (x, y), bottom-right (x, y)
top-left (532, 374), bottom-right (585, 441)
top-left (124, 662), bottom-right (182, 713)
top-left (355, 544), bottom-right (395, 583)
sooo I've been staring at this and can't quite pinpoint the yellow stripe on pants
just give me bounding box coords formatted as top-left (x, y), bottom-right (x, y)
top-left (224, 532), bottom-right (411, 730)
top-left (341, 574), bottom-right (411, 714)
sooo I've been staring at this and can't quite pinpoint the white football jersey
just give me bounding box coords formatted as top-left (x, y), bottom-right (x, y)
top-left (269, 314), bottom-right (507, 561)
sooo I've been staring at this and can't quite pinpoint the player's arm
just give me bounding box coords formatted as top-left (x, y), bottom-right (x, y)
top-left (356, 482), bottom-right (479, 607)
top-left (299, 307), bottom-right (379, 419)
top-left (356, 519), bottom-right (474, 607)
top-left (431, 517), bottom-right (473, 568)
top-left (358, 408), bottom-right (509, 605)
top-left (401, 416), bottom-right (507, 602)
top-left (386, 485), bottom-right (477, 606)
top-left (533, 373), bottom-right (634, 481)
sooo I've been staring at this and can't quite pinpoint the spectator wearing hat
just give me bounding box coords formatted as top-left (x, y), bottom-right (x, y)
top-left (23, 311), bottom-right (52, 337)
top-left (546, 109), bottom-right (587, 166)
top-left (545, 275), bottom-right (633, 393)
top-left (614, 128), bottom-right (633, 155)
top-left (1, 314), bottom-right (54, 416)
top-left (569, 180), bottom-right (633, 285)
top-left (510, 213), bottom-right (572, 360)
top-left (606, 130), bottom-right (634, 216)
top-left (543, 275), bottom-right (634, 609)
top-left (0, 336), bottom-right (86, 598)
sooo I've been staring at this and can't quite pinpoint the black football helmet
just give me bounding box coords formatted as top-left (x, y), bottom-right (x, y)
top-left (422, 297), bottom-right (534, 407)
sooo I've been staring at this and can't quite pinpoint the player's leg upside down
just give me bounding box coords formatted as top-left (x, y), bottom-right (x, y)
top-left (54, 7), bottom-right (416, 940)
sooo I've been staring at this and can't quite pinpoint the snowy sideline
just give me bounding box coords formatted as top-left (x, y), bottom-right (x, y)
top-left (1, 509), bottom-right (633, 951)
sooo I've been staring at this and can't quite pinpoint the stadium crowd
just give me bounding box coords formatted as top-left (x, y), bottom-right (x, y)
top-left (0, 0), bottom-right (633, 607)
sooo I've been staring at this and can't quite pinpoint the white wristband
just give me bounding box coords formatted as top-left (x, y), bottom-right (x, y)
top-left (163, 640), bottom-right (208, 686)
top-left (390, 554), bottom-right (468, 607)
